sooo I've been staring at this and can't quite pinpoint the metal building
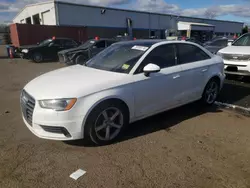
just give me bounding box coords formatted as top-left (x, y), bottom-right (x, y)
top-left (13, 1), bottom-right (244, 40)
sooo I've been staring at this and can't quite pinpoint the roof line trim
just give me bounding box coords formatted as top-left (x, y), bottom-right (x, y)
top-left (54, 0), bottom-right (244, 25)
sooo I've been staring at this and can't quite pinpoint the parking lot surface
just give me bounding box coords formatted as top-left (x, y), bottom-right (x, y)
top-left (1, 46), bottom-right (250, 188)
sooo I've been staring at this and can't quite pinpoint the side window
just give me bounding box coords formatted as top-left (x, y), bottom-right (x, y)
top-left (135, 44), bottom-right (176, 74)
top-left (106, 40), bottom-right (115, 47)
top-left (212, 39), bottom-right (227, 46)
top-left (63, 39), bottom-right (77, 47)
top-left (177, 44), bottom-right (210, 64)
top-left (50, 39), bottom-right (62, 46)
top-left (94, 41), bottom-right (106, 48)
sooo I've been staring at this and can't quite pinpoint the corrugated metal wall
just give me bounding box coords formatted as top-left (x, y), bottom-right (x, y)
top-left (57, 2), bottom-right (243, 34)
top-left (57, 3), bottom-right (174, 30)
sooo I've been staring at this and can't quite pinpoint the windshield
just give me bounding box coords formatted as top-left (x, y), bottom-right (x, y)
top-left (85, 43), bottom-right (151, 74)
top-left (232, 34), bottom-right (250, 46)
top-left (39, 39), bottom-right (53, 46)
top-left (79, 40), bottom-right (96, 48)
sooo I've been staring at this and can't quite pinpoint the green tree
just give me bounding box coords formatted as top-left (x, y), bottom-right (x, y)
top-left (242, 26), bottom-right (249, 34)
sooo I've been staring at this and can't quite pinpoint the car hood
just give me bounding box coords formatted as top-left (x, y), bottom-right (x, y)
top-left (219, 46), bottom-right (250, 54)
top-left (19, 45), bottom-right (39, 50)
top-left (24, 65), bottom-right (129, 100)
top-left (59, 47), bottom-right (88, 55)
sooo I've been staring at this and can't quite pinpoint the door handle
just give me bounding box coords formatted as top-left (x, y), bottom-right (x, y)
top-left (173, 74), bottom-right (180, 79)
top-left (201, 69), bottom-right (208, 72)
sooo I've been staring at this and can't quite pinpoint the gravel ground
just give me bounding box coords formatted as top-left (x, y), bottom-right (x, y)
top-left (1, 46), bottom-right (250, 188)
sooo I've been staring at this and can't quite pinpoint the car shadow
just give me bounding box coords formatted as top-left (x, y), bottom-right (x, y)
top-left (226, 74), bottom-right (250, 83)
top-left (217, 77), bottom-right (250, 108)
top-left (65, 102), bottom-right (222, 147)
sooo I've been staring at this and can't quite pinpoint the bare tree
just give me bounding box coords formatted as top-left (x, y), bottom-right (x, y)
top-left (204, 9), bottom-right (217, 19)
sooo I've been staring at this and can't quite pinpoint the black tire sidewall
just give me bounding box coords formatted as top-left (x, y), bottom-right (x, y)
top-left (33, 53), bottom-right (43, 63)
top-left (84, 101), bottom-right (129, 145)
top-left (75, 55), bottom-right (87, 65)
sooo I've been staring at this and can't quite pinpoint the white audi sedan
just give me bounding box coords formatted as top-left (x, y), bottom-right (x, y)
top-left (21, 40), bottom-right (225, 145)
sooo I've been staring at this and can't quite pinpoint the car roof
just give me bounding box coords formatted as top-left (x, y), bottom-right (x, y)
top-left (114, 39), bottom-right (203, 47)
top-left (87, 38), bottom-right (116, 41)
top-left (115, 39), bottom-right (164, 46)
top-left (54, 37), bottom-right (75, 40)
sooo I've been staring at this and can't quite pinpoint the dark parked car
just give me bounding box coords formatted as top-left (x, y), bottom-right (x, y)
top-left (177, 37), bottom-right (203, 46)
top-left (203, 37), bottom-right (232, 54)
top-left (58, 38), bottom-right (117, 65)
top-left (18, 37), bottom-right (79, 63)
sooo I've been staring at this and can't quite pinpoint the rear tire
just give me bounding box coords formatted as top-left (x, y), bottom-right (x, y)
top-left (201, 78), bottom-right (220, 105)
top-left (32, 52), bottom-right (43, 63)
top-left (84, 100), bottom-right (129, 146)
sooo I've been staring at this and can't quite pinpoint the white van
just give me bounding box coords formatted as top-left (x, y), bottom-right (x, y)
top-left (217, 33), bottom-right (250, 76)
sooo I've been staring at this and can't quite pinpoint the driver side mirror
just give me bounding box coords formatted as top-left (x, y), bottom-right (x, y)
top-left (143, 63), bottom-right (161, 77)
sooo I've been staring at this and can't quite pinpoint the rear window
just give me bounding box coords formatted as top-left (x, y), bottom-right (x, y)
top-left (177, 44), bottom-right (210, 64)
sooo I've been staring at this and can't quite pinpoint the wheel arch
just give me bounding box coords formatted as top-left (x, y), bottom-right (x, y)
top-left (80, 94), bottom-right (134, 136)
top-left (202, 74), bottom-right (222, 95)
top-left (209, 75), bottom-right (221, 86)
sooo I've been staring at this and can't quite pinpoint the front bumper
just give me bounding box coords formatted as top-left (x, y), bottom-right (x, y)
top-left (58, 53), bottom-right (73, 64)
top-left (21, 91), bottom-right (85, 141)
top-left (224, 59), bottom-right (250, 76)
top-left (19, 52), bottom-right (32, 60)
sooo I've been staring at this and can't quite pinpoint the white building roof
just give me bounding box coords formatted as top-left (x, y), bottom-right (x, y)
top-left (178, 21), bottom-right (215, 31)
top-left (13, 1), bottom-right (54, 21)
top-left (178, 21), bottom-right (215, 27)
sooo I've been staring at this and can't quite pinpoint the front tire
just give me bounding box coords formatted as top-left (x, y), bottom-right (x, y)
top-left (32, 52), bottom-right (43, 63)
top-left (201, 78), bottom-right (220, 105)
top-left (84, 100), bottom-right (129, 145)
top-left (75, 55), bottom-right (88, 65)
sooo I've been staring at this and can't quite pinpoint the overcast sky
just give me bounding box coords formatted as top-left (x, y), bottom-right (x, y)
top-left (0, 0), bottom-right (250, 24)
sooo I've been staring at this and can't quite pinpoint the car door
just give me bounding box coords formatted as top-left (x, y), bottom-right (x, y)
top-left (47, 39), bottom-right (64, 59)
top-left (176, 43), bottom-right (212, 103)
top-left (90, 40), bottom-right (106, 57)
top-left (132, 44), bottom-right (183, 118)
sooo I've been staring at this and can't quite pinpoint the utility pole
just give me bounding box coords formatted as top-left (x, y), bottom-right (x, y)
top-left (149, 0), bottom-right (156, 38)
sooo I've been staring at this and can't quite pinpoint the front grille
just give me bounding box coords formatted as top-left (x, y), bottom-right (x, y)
top-left (222, 54), bottom-right (250, 61)
top-left (40, 125), bottom-right (71, 137)
top-left (21, 90), bottom-right (35, 126)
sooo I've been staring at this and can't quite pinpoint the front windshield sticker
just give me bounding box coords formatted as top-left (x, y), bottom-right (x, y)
top-left (132, 45), bottom-right (149, 51)
top-left (122, 64), bottom-right (130, 70)
top-left (90, 41), bottom-right (95, 43)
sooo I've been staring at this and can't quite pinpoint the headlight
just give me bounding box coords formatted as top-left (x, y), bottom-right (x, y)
top-left (39, 98), bottom-right (77, 111)
top-left (217, 52), bottom-right (222, 57)
top-left (22, 49), bottom-right (29, 53)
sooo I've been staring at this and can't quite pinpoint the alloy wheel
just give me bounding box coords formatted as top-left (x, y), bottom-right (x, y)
top-left (205, 81), bottom-right (218, 104)
top-left (94, 107), bottom-right (124, 141)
